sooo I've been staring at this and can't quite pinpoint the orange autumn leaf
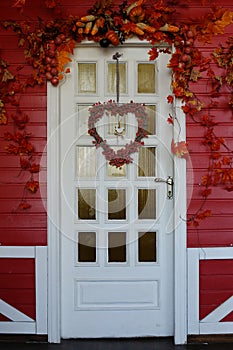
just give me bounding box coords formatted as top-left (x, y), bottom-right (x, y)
top-left (213, 11), bottom-right (233, 35)
top-left (57, 50), bottom-right (72, 73)
top-left (19, 201), bottom-right (31, 210)
top-left (171, 139), bottom-right (189, 159)
top-left (57, 39), bottom-right (76, 54)
top-left (26, 180), bottom-right (39, 193)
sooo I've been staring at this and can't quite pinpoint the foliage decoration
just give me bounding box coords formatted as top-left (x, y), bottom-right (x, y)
top-left (0, 0), bottom-right (233, 225)
top-left (88, 101), bottom-right (148, 168)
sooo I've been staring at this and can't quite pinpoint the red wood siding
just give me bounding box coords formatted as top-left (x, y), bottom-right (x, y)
top-left (200, 260), bottom-right (233, 321)
top-left (0, 258), bottom-right (36, 320)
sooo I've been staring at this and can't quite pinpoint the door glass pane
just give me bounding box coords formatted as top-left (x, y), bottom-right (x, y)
top-left (108, 63), bottom-right (126, 94)
top-left (138, 232), bottom-right (156, 262)
top-left (78, 189), bottom-right (96, 220)
top-left (108, 163), bottom-right (126, 177)
top-left (138, 63), bottom-right (156, 93)
top-left (78, 232), bottom-right (96, 262)
top-left (108, 189), bottom-right (126, 220)
top-left (146, 105), bottom-right (156, 135)
top-left (108, 114), bottom-right (126, 136)
top-left (77, 104), bottom-right (92, 136)
top-left (108, 232), bottom-right (126, 262)
top-left (78, 63), bottom-right (96, 93)
top-left (77, 146), bottom-right (96, 177)
top-left (138, 189), bottom-right (156, 219)
top-left (138, 147), bottom-right (156, 177)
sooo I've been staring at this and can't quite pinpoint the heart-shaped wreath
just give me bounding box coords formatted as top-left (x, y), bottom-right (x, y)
top-left (88, 101), bottom-right (148, 168)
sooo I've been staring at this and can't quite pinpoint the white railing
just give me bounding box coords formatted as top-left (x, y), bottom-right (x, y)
top-left (0, 246), bottom-right (47, 334)
top-left (188, 247), bottom-right (233, 334)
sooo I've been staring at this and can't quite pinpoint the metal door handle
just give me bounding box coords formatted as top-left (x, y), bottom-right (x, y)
top-left (154, 176), bottom-right (173, 199)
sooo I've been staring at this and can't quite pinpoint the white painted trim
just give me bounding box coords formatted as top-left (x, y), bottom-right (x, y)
top-left (0, 299), bottom-right (34, 322)
top-left (201, 296), bottom-right (233, 323)
top-left (200, 247), bottom-right (233, 260)
top-left (0, 246), bottom-right (47, 334)
top-left (47, 42), bottom-right (188, 344)
top-left (187, 249), bottom-right (200, 334)
top-left (47, 83), bottom-right (62, 343)
top-left (0, 246), bottom-right (35, 258)
top-left (36, 246), bottom-right (48, 334)
top-left (173, 99), bottom-right (187, 345)
top-left (0, 322), bottom-right (36, 334)
top-left (187, 247), bottom-right (233, 336)
top-left (200, 322), bottom-right (233, 334)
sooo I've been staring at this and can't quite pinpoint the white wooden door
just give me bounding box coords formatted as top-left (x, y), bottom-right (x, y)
top-left (60, 43), bottom-right (174, 338)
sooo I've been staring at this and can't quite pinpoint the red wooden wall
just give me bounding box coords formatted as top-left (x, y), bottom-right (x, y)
top-left (0, 0), bottom-right (232, 331)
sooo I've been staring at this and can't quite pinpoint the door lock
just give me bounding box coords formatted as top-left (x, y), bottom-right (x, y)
top-left (154, 176), bottom-right (174, 199)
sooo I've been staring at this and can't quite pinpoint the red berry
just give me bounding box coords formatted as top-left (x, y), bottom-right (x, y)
top-left (186, 30), bottom-right (194, 38)
top-left (45, 56), bottom-right (52, 64)
top-left (59, 34), bottom-right (66, 42)
top-left (46, 72), bottom-right (53, 81)
top-left (51, 67), bottom-right (58, 76)
top-left (186, 38), bottom-right (194, 46)
top-left (50, 59), bottom-right (57, 67)
top-left (181, 54), bottom-right (191, 63)
top-left (184, 47), bottom-right (192, 54)
top-left (48, 50), bottom-right (56, 58)
top-left (51, 77), bottom-right (59, 86)
top-left (178, 62), bottom-right (185, 69)
top-left (55, 37), bottom-right (63, 46)
top-left (46, 65), bottom-right (52, 72)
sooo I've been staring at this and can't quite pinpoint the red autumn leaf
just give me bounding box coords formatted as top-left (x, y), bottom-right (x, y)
top-left (201, 188), bottom-right (212, 197)
top-left (12, 0), bottom-right (25, 10)
top-left (167, 95), bottom-right (174, 104)
top-left (20, 156), bottom-right (30, 170)
top-left (148, 48), bottom-right (159, 61)
top-left (167, 114), bottom-right (174, 125)
top-left (19, 201), bottom-right (31, 210)
top-left (171, 139), bottom-right (189, 159)
top-left (29, 163), bottom-right (40, 173)
top-left (4, 132), bottom-right (14, 141)
top-left (222, 156), bottom-right (231, 165)
top-left (26, 181), bottom-right (39, 193)
top-left (201, 174), bottom-right (212, 186)
top-left (182, 105), bottom-right (190, 114)
top-left (44, 0), bottom-right (57, 8)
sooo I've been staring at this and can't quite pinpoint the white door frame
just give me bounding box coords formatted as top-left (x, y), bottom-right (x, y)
top-left (46, 40), bottom-right (187, 344)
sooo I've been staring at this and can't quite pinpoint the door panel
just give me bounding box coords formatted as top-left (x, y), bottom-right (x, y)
top-left (60, 44), bottom-right (174, 338)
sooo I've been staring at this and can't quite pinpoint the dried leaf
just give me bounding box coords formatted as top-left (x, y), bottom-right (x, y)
top-left (190, 69), bottom-right (201, 82)
top-left (2, 69), bottom-right (14, 82)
